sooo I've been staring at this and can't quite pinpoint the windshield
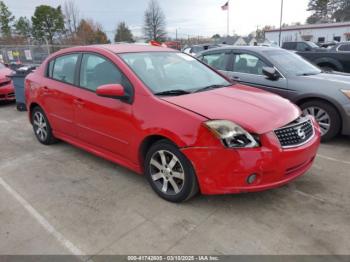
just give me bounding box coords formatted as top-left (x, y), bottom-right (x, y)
top-left (264, 50), bottom-right (321, 76)
top-left (119, 52), bottom-right (230, 94)
top-left (307, 41), bottom-right (319, 48)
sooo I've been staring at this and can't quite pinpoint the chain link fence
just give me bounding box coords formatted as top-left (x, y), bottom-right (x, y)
top-left (0, 45), bottom-right (76, 66)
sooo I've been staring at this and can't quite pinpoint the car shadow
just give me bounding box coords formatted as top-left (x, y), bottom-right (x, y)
top-left (322, 135), bottom-right (350, 147)
top-left (0, 101), bottom-right (15, 107)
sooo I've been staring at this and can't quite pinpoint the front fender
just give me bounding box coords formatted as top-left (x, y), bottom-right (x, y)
top-left (313, 57), bottom-right (343, 71)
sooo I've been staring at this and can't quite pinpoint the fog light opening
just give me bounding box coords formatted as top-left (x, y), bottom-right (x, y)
top-left (247, 174), bottom-right (257, 185)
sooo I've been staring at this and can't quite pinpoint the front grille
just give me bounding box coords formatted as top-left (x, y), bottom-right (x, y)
top-left (274, 117), bottom-right (314, 148)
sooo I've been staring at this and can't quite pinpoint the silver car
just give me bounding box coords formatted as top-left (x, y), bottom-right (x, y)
top-left (197, 46), bottom-right (350, 141)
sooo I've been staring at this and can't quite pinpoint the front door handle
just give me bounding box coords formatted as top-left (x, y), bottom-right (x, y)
top-left (74, 98), bottom-right (85, 107)
top-left (232, 76), bottom-right (240, 81)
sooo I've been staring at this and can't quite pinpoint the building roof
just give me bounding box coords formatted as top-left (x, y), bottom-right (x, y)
top-left (265, 21), bottom-right (350, 33)
top-left (219, 36), bottom-right (243, 45)
top-left (243, 36), bottom-right (256, 43)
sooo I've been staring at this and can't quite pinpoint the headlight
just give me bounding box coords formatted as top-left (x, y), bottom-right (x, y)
top-left (341, 89), bottom-right (350, 99)
top-left (204, 120), bottom-right (259, 148)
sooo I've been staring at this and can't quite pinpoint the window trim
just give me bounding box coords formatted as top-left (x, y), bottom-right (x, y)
top-left (45, 51), bottom-right (134, 104)
top-left (46, 52), bottom-right (82, 86)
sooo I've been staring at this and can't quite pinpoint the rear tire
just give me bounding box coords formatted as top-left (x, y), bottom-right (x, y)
top-left (31, 107), bottom-right (58, 145)
top-left (144, 140), bottom-right (199, 202)
top-left (300, 100), bottom-right (341, 142)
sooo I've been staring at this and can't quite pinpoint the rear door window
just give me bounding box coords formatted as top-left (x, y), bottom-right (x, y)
top-left (201, 52), bottom-right (231, 70)
top-left (338, 44), bottom-right (350, 51)
top-left (51, 54), bottom-right (79, 84)
top-left (283, 42), bottom-right (297, 50)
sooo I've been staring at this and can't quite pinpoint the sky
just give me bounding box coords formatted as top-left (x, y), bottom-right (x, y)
top-left (6, 0), bottom-right (311, 40)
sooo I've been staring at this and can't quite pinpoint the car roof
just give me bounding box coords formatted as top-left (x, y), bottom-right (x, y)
top-left (198, 45), bottom-right (282, 55)
top-left (53, 44), bottom-right (177, 55)
top-left (192, 43), bottom-right (219, 47)
top-left (98, 44), bottom-right (176, 53)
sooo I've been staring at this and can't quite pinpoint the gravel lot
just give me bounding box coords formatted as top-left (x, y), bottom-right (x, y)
top-left (0, 102), bottom-right (350, 256)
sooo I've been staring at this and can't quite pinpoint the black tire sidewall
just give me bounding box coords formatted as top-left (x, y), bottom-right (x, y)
top-left (144, 140), bottom-right (198, 202)
top-left (300, 100), bottom-right (341, 142)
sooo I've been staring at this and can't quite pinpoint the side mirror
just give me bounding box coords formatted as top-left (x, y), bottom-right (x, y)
top-left (305, 47), bottom-right (311, 51)
top-left (96, 84), bottom-right (126, 99)
top-left (262, 67), bottom-right (280, 81)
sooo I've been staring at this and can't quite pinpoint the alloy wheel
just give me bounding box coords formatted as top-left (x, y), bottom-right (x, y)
top-left (303, 106), bottom-right (331, 136)
top-left (33, 111), bottom-right (48, 142)
top-left (149, 150), bottom-right (185, 195)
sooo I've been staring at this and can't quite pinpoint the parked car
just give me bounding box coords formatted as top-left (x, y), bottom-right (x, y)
top-left (183, 44), bottom-right (221, 56)
top-left (282, 41), bottom-right (350, 73)
top-left (329, 41), bottom-right (350, 52)
top-left (319, 41), bottom-right (338, 49)
top-left (164, 41), bottom-right (181, 50)
top-left (0, 63), bottom-right (15, 102)
top-left (25, 44), bottom-right (321, 202)
top-left (282, 41), bottom-right (322, 52)
top-left (197, 46), bottom-right (350, 141)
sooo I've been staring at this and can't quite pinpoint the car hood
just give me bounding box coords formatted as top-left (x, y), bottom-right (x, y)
top-left (299, 72), bottom-right (350, 88)
top-left (0, 68), bottom-right (13, 82)
top-left (161, 84), bottom-right (300, 134)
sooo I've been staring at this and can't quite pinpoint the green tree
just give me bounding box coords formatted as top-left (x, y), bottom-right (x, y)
top-left (211, 34), bottom-right (221, 39)
top-left (0, 1), bottom-right (14, 37)
top-left (114, 22), bottom-right (134, 42)
top-left (94, 27), bottom-right (108, 44)
top-left (333, 0), bottom-right (350, 22)
top-left (76, 19), bottom-right (108, 44)
top-left (31, 5), bottom-right (65, 44)
top-left (14, 16), bottom-right (31, 37)
top-left (306, 0), bottom-right (340, 23)
top-left (143, 0), bottom-right (166, 41)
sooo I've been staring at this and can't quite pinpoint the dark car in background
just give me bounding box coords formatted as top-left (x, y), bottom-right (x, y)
top-left (282, 41), bottom-right (350, 73)
top-left (282, 41), bottom-right (322, 52)
top-left (197, 46), bottom-right (350, 141)
top-left (0, 63), bottom-right (15, 102)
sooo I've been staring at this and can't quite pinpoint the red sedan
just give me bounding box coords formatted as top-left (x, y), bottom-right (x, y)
top-left (0, 63), bottom-right (15, 102)
top-left (25, 44), bottom-right (321, 202)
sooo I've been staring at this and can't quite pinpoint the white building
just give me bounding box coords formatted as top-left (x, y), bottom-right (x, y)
top-left (265, 22), bottom-right (350, 45)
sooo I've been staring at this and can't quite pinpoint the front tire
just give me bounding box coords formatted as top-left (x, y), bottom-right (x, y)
top-left (144, 140), bottom-right (198, 202)
top-left (300, 100), bottom-right (341, 142)
top-left (31, 107), bottom-right (58, 145)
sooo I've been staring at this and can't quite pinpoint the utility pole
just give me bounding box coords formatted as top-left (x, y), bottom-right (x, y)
top-left (176, 29), bottom-right (178, 41)
top-left (278, 0), bottom-right (284, 47)
top-left (227, 0), bottom-right (230, 37)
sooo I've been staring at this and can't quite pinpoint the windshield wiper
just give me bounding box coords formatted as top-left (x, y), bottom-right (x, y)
top-left (194, 84), bottom-right (230, 93)
top-left (154, 89), bottom-right (191, 96)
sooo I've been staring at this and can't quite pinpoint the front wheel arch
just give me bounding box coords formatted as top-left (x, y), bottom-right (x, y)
top-left (29, 102), bottom-right (42, 124)
top-left (297, 98), bottom-right (342, 141)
